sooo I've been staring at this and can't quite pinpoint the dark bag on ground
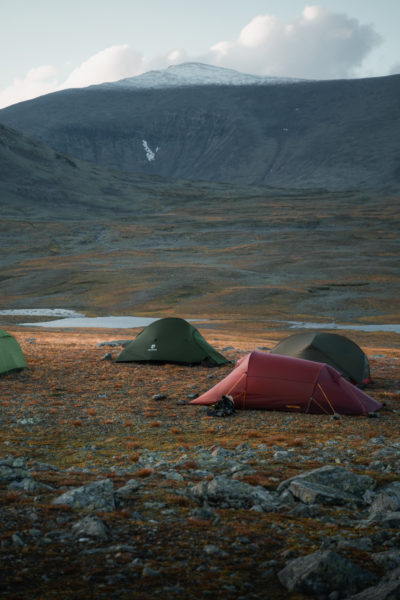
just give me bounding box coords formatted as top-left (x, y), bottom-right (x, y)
top-left (206, 395), bottom-right (235, 417)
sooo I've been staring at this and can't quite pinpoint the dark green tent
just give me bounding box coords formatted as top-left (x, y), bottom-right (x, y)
top-left (270, 331), bottom-right (370, 385)
top-left (0, 329), bottom-right (27, 375)
top-left (116, 317), bottom-right (228, 366)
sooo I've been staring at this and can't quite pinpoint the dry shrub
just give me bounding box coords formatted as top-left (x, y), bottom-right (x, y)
top-left (247, 430), bottom-right (262, 439)
top-left (123, 421), bottom-right (134, 427)
top-left (52, 401), bottom-right (64, 406)
top-left (204, 426), bottom-right (217, 433)
top-left (49, 408), bottom-right (58, 414)
top-left (178, 460), bottom-right (198, 471)
top-left (149, 421), bottom-right (162, 428)
top-left (290, 437), bottom-right (305, 447)
top-left (170, 428), bottom-right (182, 435)
top-left (241, 474), bottom-right (271, 488)
top-left (1, 490), bottom-right (22, 504)
top-left (165, 494), bottom-right (189, 506)
top-left (187, 516), bottom-right (211, 527)
top-left (72, 420), bottom-right (83, 427)
top-left (87, 408), bottom-right (96, 416)
top-left (134, 468), bottom-right (153, 478)
top-left (127, 453), bottom-right (141, 463)
top-left (46, 503), bottom-right (73, 512)
top-left (263, 434), bottom-right (288, 446)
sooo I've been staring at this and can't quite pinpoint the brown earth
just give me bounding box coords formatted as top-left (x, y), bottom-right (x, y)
top-left (0, 322), bottom-right (399, 599)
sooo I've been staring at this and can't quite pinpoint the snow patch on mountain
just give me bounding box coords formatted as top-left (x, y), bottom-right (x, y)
top-left (100, 62), bottom-right (303, 90)
top-left (142, 140), bottom-right (159, 162)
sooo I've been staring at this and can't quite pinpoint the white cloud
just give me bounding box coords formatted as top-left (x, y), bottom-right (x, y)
top-left (60, 44), bottom-right (145, 89)
top-left (239, 15), bottom-right (277, 48)
top-left (0, 5), bottom-right (383, 109)
top-left (203, 5), bottom-right (382, 80)
top-left (0, 65), bottom-right (59, 109)
top-left (389, 62), bottom-right (400, 75)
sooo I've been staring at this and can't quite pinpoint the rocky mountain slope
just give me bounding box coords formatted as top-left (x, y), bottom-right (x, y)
top-left (1, 63), bottom-right (399, 191)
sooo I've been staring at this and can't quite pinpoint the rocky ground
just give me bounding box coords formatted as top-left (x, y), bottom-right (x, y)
top-left (0, 323), bottom-right (399, 599)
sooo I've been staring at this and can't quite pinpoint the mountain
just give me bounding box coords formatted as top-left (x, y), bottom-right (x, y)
top-left (0, 62), bottom-right (399, 191)
top-left (1, 122), bottom-right (399, 322)
top-left (100, 62), bottom-right (302, 89)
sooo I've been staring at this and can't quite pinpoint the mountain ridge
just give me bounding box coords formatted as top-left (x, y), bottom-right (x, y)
top-left (0, 63), bottom-right (399, 191)
top-left (97, 62), bottom-right (304, 89)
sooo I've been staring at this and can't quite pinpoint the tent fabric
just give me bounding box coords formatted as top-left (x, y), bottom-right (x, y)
top-left (190, 351), bottom-right (381, 415)
top-left (0, 329), bottom-right (27, 375)
top-left (116, 317), bottom-right (228, 366)
top-left (270, 332), bottom-right (371, 385)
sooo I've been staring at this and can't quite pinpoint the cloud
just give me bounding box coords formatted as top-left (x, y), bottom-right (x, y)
top-left (0, 5), bottom-right (383, 109)
top-left (0, 65), bottom-right (59, 109)
top-left (203, 5), bottom-right (382, 79)
top-left (389, 62), bottom-right (400, 75)
top-left (60, 44), bottom-right (145, 89)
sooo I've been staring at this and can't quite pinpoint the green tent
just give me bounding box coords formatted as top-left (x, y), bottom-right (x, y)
top-left (116, 317), bottom-right (228, 366)
top-left (270, 331), bottom-right (371, 385)
top-left (0, 329), bottom-right (27, 375)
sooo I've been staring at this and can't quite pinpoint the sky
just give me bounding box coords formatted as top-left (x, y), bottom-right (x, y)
top-left (0, 0), bottom-right (399, 109)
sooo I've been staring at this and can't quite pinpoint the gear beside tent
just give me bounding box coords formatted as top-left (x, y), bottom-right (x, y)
top-left (190, 351), bottom-right (381, 416)
top-left (270, 332), bottom-right (370, 386)
top-left (116, 317), bottom-right (229, 366)
top-left (0, 329), bottom-right (27, 375)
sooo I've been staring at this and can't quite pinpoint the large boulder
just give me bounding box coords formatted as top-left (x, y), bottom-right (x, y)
top-left (278, 466), bottom-right (376, 507)
top-left (52, 479), bottom-right (115, 511)
top-left (344, 566), bottom-right (400, 600)
top-left (278, 550), bottom-right (378, 597)
top-left (368, 482), bottom-right (400, 521)
top-left (189, 476), bottom-right (278, 510)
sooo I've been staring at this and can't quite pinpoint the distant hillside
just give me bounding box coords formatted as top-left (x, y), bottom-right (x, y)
top-left (0, 63), bottom-right (399, 191)
top-left (0, 122), bottom-right (243, 219)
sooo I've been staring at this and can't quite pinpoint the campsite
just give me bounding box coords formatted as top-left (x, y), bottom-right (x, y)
top-left (0, 12), bottom-right (399, 595)
top-left (0, 315), bottom-right (399, 599)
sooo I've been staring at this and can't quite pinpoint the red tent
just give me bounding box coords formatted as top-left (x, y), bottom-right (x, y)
top-left (190, 351), bottom-right (381, 415)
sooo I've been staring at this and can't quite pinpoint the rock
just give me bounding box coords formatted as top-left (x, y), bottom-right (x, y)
top-left (142, 565), bottom-right (162, 577)
top-left (368, 482), bottom-right (400, 521)
top-left (278, 466), bottom-right (376, 507)
top-left (115, 479), bottom-right (143, 499)
top-left (278, 550), bottom-right (378, 597)
top-left (371, 550), bottom-right (400, 571)
top-left (71, 515), bottom-right (108, 540)
top-left (337, 537), bottom-right (373, 552)
top-left (0, 457), bottom-right (32, 483)
top-left (190, 506), bottom-right (218, 521)
top-left (203, 544), bottom-right (228, 557)
top-left (101, 352), bottom-right (113, 360)
top-left (153, 393), bottom-right (167, 401)
top-left (7, 477), bottom-right (54, 492)
top-left (97, 340), bottom-right (128, 347)
top-left (52, 479), bottom-right (115, 511)
top-left (344, 566), bottom-right (400, 599)
top-left (380, 512), bottom-right (400, 528)
top-left (189, 476), bottom-right (278, 511)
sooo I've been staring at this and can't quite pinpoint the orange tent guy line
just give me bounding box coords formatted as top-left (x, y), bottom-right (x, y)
top-left (317, 383), bottom-right (336, 415)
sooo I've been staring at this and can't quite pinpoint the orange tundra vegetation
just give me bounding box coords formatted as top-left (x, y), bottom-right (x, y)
top-left (0, 324), bottom-right (399, 599)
